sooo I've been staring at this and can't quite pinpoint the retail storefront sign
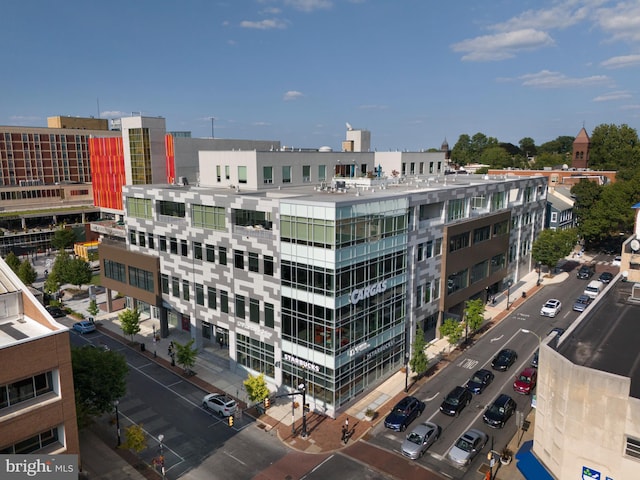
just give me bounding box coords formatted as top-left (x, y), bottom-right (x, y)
top-left (283, 353), bottom-right (321, 372)
top-left (350, 280), bottom-right (387, 305)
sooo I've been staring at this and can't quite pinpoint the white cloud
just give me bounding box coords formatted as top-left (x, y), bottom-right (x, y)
top-left (601, 54), bottom-right (640, 69)
top-left (595, 1), bottom-right (640, 43)
top-left (240, 18), bottom-right (287, 29)
top-left (283, 90), bottom-right (304, 101)
top-left (452, 29), bottom-right (555, 61)
top-left (592, 90), bottom-right (632, 101)
top-left (252, 121), bottom-right (271, 126)
top-left (9, 115), bottom-right (40, 123)
top-left (491, 1), bottom-right (593, 32)
top-left (518, 70), bottom-right (611, 88)
top-left (284, 0), bottom-right (332, 12)
top-left (620, 104), bottom-right (640, 110)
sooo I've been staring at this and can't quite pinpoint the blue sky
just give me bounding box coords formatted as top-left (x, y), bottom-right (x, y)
top-left (3, 0), bottom-right (640, 151)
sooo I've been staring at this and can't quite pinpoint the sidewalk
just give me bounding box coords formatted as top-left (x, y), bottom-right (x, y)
top-left (63, 256), bottom-right (589, 479)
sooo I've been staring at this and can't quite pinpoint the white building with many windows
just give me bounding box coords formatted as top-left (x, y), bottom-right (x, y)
top-left (98, 149), bottom-right (546, 416)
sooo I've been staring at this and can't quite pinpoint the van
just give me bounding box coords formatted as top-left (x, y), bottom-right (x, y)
top-left (584, 280), bottom-right (604, 299)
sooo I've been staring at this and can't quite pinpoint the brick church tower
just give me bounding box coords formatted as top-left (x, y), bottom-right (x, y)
top-left (572, 127), bottom-right (590, 169)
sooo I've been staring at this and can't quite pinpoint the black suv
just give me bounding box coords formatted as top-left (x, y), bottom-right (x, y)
top-left (483, 394), bottom-right (517, 428)
top-left (440, 386), bottom-right (473, 417)
top-left (384, 396), bottom-right (425, 431)
top-left (577, 265), bottom-right (594, 279)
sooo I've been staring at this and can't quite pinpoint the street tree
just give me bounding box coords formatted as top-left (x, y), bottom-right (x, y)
top-left (66, 257), bottom-right (93, 288)
top-left (119, 308), bottom-right (141, 342)
top-left (409, 328), bottom-right (429, 378)
top-left (440, 318), bottom-right (464, 351)
top-left (51, 228), bottom-right (77, 251)
top-left (538, 135), bottom-right (575, 155)
top-left (87, 299), bottom-right (100, 318)
top-left (533, 152), bottom-right (565, 169)
top-left (51, 251), bottom-right (72, 284)
top-left (4, 251), bottom-right (21, 273)
top-left (174, 339), bottom-right (198, 374)
top-left (244, 373), bottom-right (270, 405)
top-left (72, 346), bottom-right (128, 427)
top-left (465, 298), bottom-right (485, 334)
top-left (571, 179), bottom-right (603, 245)
top-left (17, 260), bottom-right (37, 286)
top-left (532, 228), bottom-right (577, 274)
top-left (44, 271), bottom-right (61, 298)
top-left (121, 424), bottom-right (147, 453)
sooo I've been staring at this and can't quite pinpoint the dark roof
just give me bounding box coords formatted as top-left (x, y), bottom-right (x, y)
top-left (557, 281), bottom-right (640, 398)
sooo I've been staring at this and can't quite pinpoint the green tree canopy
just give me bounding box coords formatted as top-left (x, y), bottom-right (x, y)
top-left (17, 260), bottom-right (37, 286)
top-left (4, 252), bottom-right (21, 273)
top-left (66, 257), bottom-right (93, 288)
top-left (538, 135), bottom-right (574, 155)
top-left (243, 373), bottom-right (270, 404)
top-left (72, 346), bottom-right (128, 427)
top-left (588, 124), bottom-right (640, 178)
top-left (44, 271), bottom-right (61, 296)
top-left (51, 251), bottom-right (72, 283)
top-left (480, 146), bottom-right (513, 168)
top-left (571, 179), bottom-right (603, 243)
top-left (464, 298), bottom-right (485, 333)
top-left (409, 328), bottom-right (429, 378)
top-left (451, 134), bottom-right (472, 165)
top-left (51, 228), bottom-right (77, 251)
top-left (121, 424), bottom-right (147, 453)
top-left (439, 318), bottom-right (464, 349)
top-left (174, 339), bottom-right (198, 373)
top-left (519, 137), bottom-right (537, 157)
top-left (532, 228), bottom-right (577, 273)
top-left (119, 308), bottom-right (141, 342)
top-left (87, 299), bottom-right (100, 318)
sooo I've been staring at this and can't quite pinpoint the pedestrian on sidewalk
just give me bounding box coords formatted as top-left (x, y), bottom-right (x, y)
top-left (341, 425), bottom-right (348, 444)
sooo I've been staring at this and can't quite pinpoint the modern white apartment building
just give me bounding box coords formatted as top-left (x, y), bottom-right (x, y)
top-left (98, 148), bottom-right (546, 416)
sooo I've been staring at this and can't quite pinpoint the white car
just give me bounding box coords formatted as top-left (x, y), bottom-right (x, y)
top-left (612, 256), bottom-right (621, 267)
top-left (202, 393), bottom-right (237, 417)
top-left (448, 428), bottom-right (488, 466)
top-left (540, 299), bottom-right (562, 317)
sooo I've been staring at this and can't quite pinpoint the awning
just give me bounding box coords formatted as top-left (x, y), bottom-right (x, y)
top-left (515, 440), bottom-right (555, 480)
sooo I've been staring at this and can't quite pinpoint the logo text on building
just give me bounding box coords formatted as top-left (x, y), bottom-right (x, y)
top-left (283, 353), bottom-right (320, 372)
top-left (350, 280), bottom-right (388, 305)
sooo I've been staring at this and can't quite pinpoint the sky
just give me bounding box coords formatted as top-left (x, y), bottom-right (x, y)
top-left (2, 0), bottom-right (640, 151)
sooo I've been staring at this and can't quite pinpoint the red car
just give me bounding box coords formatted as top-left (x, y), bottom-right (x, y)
top-left (513, 367), bottom-right (537, 395)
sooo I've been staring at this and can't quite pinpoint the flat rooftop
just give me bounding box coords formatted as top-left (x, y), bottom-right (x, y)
top-left (558, 280), bottom-right (640, 398)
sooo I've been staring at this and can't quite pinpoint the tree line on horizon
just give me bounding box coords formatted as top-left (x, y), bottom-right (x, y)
top-left (450, 123), bottom-right (640, 180)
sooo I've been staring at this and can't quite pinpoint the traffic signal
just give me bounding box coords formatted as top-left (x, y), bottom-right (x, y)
top-left (228, 415), bottom-right (234, 427)
top-left (303, 403), bottom-right (310, 413)
top-left (264, 397), bottom-right (270, 409)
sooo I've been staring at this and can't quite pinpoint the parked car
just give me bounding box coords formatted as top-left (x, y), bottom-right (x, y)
top-left (46, 306), bottom-right (66, 318)
top-left (531, 349), bottom-right (539, 368)
top-left (72, 320), bottom-right (96, 334)
top-left (483, 394), bottom-right (517, 428)
top-left (491, 349), bottom-right (518, 371)
top-left (540, 299), bottom-right (562, 317)
top-left (549, 327), bottom-right (565, 337)
top-left (572, 295), bottom-right (592, 312)
top-left (465, 369), bottom-right (495, 395)
top-left (440, 386), bottom-right (473, 416)
top-left (612, 256), bottom-right (622, 267)
top-left (448, 428), bottom-right (488, 466)
top-left (202, 393), bottom-right (237, 417)
top-left (384, 396), bottom-right (425, 431)
top-left (513, 367), bottom-right (537, 395)
top-left (577, 264), bottom-right (594, 279)
top-left (598, 271), bottom-right (613, 284)
top-left (401, 421), bottom-right (441, 459)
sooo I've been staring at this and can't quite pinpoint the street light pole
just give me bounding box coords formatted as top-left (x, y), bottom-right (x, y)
top-left (113, 400), bottom-right (121, 447)
top-left (537, 262), bottom-right (542, 286)
top-left (506, 280), bottom-right (512, 310)
top-left (299, 382), bottom-right (308, 438)
top-left (158, 434), bottom-right (165, 479)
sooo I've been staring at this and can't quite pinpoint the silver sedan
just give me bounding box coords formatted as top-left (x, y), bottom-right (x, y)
top-left (401, 421), bottom-right (441, 460)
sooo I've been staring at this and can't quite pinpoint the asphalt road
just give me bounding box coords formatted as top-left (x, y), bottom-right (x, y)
top-left (365, 255), bottom-right (617, 480)
top-left (69, 330), bottom-right (289, 479)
